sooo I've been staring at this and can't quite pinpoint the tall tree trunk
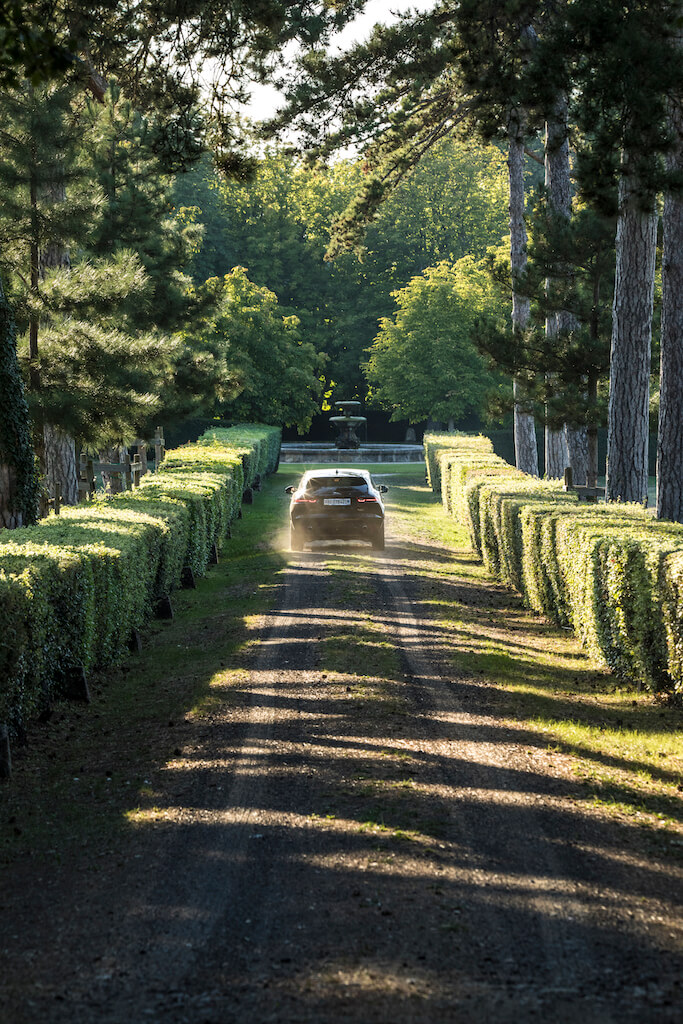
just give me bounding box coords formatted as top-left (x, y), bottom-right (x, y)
top-left (585, 369), bottom-right (600, 485)
top-left (43, 424), bottom-right (78, 504)
top-left (565, 425), bottom-right (590, 484)
top-left (0, 280), bottom-right (38, 528)
top-left (508, 111), bottom-right (539, 477)
top-left (545, 93), bottom-right (587, 483)
top-left (545, 422), bottom-right (567, 479)
top-left (39, 173), bottom-right (78, 505)
top-left (657, 38), bottom-right (683, 522)
top-left (605, 169), bottom-right (657, 503)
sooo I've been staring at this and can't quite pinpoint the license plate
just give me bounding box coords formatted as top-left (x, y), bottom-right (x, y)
top-left (324, 498), bottom-right (351, 506)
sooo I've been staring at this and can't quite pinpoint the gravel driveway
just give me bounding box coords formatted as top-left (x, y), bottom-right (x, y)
top-left (1, 481), bottom-right (681, 1023)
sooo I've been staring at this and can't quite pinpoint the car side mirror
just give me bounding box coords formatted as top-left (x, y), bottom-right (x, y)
top-left (285, 485), bottom-right (295, 494)
top-left (379, 485), bottom-right (388, 493)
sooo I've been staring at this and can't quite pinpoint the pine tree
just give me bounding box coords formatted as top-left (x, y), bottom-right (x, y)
top-left (263, 1), bottom-right (549, 472)
top-left (475, 194), bottom-right (615, 484)
top-left (0, 2), bottom-right (367, 510)
top-left (84, 85), bottom-right (231, 434)
top-left (560, 0), bottom-right (683, 502)
top-left (0, 80), bottom-right (97, 502)
top-left (0, 81), bottom-right (186, 490)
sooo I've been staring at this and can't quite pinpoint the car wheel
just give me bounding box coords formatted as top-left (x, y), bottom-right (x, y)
top-left (371, 523), bottom-right (385, 550)
top-left (290, 524), bottom-right (304, 551)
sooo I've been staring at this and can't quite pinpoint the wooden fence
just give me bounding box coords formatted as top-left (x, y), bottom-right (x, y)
top-left (48, 428), bottom-right (165, 515)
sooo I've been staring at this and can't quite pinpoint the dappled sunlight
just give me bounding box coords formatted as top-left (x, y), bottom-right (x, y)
top-left (123, 793), bottom-right (683, 906)
top-left (7, 471), bottom-right (679, 1021)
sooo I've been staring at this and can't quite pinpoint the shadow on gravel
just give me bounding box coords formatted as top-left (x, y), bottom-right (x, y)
top-left (118, 525), bottom-right (682, 1022)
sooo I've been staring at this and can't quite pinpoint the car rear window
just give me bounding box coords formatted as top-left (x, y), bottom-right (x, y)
top-left (305, 476), bottom-right (369, 493)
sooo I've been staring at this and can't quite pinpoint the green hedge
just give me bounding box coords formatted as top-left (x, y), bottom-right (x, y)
top-left (424, 432), bottom-right (683, 694)
top-left (0, 424), bottom-right (281, 733)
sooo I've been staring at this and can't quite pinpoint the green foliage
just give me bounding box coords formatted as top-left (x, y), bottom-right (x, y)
top-left (15, 248), bottom-right (173, 446)
top-left (197, 268), bottom-right (323, 432)
top-left (364, 258), bottom-right (500, 423)
top-left (0, 83), bottom-right (93, 279)
top-left (477, 194), bottom-right (616, 435)
top-left (0, 423), bottom-right (280, 732)
top-left (0, 81), bottom-right (179, 448)
top-left (558, 0), bottom-right (683, 210)
top-left (197, 425), bottom-right (282, 480)
top-left (85, 86), bottom-right (204, 336)
top-left (425, 432), bottom-right (683, 695)
top-left (173, 139), bottom-right (510, 401)
top-left (0, 2), bottom-right (74, 86)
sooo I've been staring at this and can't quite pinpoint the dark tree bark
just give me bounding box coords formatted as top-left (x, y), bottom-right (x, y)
top-left (605, 169), bottom-right (657, 503)
top-left (657, 40), bottom-right (683, 522)
top-left (39, 174), bottom-right (79, 506)
top-left (545, 422), bottom-right (567, 479)
top-left (545, 92), bottom-right (587, 483)
top-left (508, 112), bottom-right (539, 477)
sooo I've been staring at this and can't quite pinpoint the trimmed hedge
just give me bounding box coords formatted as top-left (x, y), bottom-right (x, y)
top-left (424, 432), bottom-right (683, 694)
top-left (0, 424), bottom-right (281, 733)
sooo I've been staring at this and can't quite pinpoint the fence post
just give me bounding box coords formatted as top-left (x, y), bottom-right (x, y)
top-left (154, 427), bottom-right (165, 471)
top-left (53, 482), bottom-right (61, 515)
top-left (132, 454), bottom-right (142, 488)
top-left (110, 449), bottom-right (123, 494)
top-left (136, 440), bottom-right (148, 476)
top-left (78, 452), bottom-right (88, 503)
top-left (124, 451), bottom-right (132, 491)
top-left (78, 452), bottom-right (96, 502)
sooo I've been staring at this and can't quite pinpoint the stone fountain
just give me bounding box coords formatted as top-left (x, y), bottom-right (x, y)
top-left (279, 399), bottom-right (424, 463)
top-left (329, 401), bottom-right (367, 450)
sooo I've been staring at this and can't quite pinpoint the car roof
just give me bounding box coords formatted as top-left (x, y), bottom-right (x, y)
top-left (300, 468), bottom-right (372, 483)
top-left (301, 468), bottom-right (370, 477)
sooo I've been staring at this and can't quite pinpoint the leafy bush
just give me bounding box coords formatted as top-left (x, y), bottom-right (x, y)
top-left (427, 432), bottom-right (683, 694)
top-left (0, 424), bottom-right (281, 732)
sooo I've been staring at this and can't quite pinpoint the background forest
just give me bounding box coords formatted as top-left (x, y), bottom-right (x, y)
top-left (173, 137), bottom-right (512, 432)
top-left (0, 0), bottom-right (682, 526)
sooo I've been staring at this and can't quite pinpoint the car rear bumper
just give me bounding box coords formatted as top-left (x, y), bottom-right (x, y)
top-left (292, 511), bottom-right (383, 538)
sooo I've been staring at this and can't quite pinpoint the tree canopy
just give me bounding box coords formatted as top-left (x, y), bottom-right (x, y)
top-left (365, 257), bottom-right (500, 423)
top-left (173, 136), bottom-right (509, 402)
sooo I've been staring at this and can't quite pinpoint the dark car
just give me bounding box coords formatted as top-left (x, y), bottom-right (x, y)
top-left (285, 468), bottom-right (388, 551)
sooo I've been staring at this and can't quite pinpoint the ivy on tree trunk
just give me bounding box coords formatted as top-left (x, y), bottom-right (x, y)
top-left (0, 281), bottom-right (38, 528)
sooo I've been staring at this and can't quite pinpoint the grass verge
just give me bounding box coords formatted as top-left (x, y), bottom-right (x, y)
top-left (387, 473), bottom-right (683, 847)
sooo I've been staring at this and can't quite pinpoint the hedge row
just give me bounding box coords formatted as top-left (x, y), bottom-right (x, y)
top-left (424, 432), bottom-right (683, 694)
top-left (0, 424), bottom-right (281, 734)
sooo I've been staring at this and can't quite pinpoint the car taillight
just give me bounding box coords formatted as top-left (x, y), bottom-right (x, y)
top-left (293, 496), bottom-right (317, 503)
top-left (356, 496), bottom-right (378, 503)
